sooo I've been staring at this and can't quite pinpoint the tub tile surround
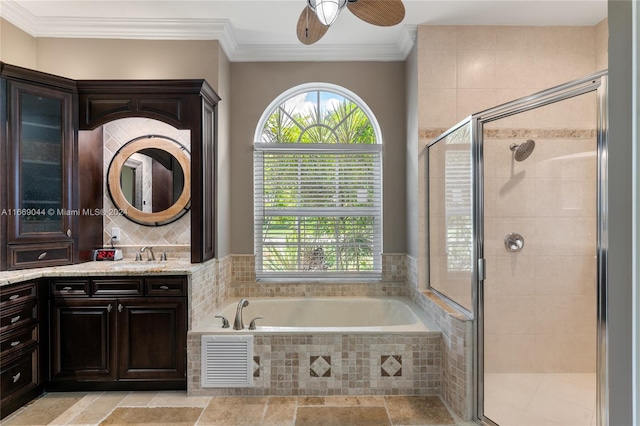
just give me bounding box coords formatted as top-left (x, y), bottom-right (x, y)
top-left (188, 333), bottom-right (442, 397)
top-left (187, 253), bottom-right (473, 420)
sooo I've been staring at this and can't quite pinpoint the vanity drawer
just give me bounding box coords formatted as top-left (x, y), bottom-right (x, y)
top-left (92, 278), bottom-right (143, 296)
top-left (7, 242), bottom-right (73, 270)
top-left (0, 302), bottom-right (38, 334)
top-left (0, 282), bottom-right (36, 308)
top-left (145, 277), bottom-right (186, 296)
top-left (0, 324), bottom-right (38, 358)
top-left (52, 280), bottom-right (90, 297)
top-left (0, 347), bottom-right (38, 404)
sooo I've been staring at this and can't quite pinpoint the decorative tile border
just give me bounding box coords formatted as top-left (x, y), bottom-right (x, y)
top-left (420, 127), bottom-right (597, 142)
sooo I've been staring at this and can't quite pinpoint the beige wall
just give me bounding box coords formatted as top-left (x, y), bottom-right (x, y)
top-left (0, 18), bottom-right (36, 68)
top-left (229, 61), bottom-right (407, 254)
top-left (33, 38), bottom-right (219, 86)
top-left (405, 46), bottom-right (420, 259)
top-left (216, 48), bottom-right (232, 257)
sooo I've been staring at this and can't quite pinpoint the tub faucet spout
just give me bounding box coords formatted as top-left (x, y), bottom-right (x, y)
top-left (233, 299), bottom-right (249, 330)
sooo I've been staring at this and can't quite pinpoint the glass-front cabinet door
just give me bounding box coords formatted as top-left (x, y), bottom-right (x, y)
top-left (5, 80), bottom-right (76, 269)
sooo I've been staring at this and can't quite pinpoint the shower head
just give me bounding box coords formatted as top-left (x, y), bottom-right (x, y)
top-left (510, 139), bottom-right (536, 162)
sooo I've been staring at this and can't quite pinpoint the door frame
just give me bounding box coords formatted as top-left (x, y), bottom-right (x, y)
top-left (471, 71), bottom-right (609, 426)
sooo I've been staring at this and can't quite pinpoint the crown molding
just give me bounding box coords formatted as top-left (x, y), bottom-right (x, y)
top-left (0, 0), bottom-right (415, 62)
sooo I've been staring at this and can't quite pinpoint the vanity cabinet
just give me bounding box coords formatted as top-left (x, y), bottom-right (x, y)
top-left (49, 276), bottom-right (186, 390)
top-left (0, 63), bottom-right (78, 270)
top-left (0, 280), bottom-right (47, 419)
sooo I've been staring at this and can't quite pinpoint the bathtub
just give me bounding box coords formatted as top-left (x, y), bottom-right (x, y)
top-left (189, 296), bottom-right (442, 396)
top-left (196, 296), bottom-right (438, 334)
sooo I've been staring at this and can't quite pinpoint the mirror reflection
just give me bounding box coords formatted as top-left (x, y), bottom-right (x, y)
top-left (107, 135), bottom-right (191, 226)
top-left (120, 148), bottom-right (185, 213)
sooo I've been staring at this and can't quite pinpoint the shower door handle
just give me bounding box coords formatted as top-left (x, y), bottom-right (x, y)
top-left (478, 258), bottom-right (486, 281)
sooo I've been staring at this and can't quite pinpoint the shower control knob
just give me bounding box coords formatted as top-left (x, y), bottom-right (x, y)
top-left (504, 232), bottom-right (525, 252)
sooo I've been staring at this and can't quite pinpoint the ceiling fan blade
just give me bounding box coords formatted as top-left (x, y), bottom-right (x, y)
top-left (347, 0), bottom-right (405, 27)
top-left (296, 5), bottom-right (329, 45)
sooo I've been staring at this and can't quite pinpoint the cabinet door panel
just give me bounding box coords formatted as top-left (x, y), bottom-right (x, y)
top-left (6, 81), bottom-right (75, 244)
top-left (50, 298), bottom-right (116, 381)
top-left (117, 298), bottom-right (185, 380)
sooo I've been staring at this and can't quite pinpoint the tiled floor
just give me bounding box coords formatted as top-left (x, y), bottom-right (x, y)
top-left (483, 373), bottom-right (597, 426)
top-left (1, 392), bottom-right (466, 426)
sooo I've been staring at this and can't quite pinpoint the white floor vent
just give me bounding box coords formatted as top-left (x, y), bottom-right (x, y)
top-left (201, 335), bottom-right (253, 388)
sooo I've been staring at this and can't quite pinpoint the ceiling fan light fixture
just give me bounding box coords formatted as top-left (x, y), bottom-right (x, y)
top-left (308, 0), bottom-right (348, 27)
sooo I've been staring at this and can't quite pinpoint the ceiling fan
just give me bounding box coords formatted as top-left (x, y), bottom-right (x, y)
top-left (297, 0), bottom-right (406, 45)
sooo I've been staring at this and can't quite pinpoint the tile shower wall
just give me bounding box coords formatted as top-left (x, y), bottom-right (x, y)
top-left (416, 23), bottom-right (607, 290)
top-left (102, 118), bottom-right (191, 258)
top-left (482, 122), bottom-right (598, 373)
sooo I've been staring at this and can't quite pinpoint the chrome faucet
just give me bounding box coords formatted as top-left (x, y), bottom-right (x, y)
top-left (233, 299), bottom-right (249, 330)
top-left (140, 246), bottom-right (155, 261)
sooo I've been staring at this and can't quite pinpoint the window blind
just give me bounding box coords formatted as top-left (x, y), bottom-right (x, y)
top-left (445, 149), bottom-right (473, 272)
top-left (254, 143), bottom-right (382, 279)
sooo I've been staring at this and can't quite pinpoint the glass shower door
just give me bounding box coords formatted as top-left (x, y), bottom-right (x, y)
top-left (480, 90), bottom-right (599, 426)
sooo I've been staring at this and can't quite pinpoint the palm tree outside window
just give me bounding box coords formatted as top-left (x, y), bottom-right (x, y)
top-left (254, 83), bottom-right (382, 279)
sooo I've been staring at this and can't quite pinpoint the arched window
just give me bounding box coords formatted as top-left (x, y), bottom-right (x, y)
top-left (254, 83), bottom-right (382, 279)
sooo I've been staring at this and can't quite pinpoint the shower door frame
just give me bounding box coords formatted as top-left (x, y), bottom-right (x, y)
top-left (471, 71), bottom-right (609, 426)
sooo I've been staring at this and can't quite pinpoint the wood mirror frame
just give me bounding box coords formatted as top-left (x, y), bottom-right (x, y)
top-left (107, 136), bottom-right (191, 226)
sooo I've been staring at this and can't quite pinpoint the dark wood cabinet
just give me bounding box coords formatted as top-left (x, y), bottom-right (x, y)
top-left (0, 280), bottom-right (46, 419)
top-left (49, 276), bottom-right (187, 390)
top-left (2, 63), bottom-right (219, 270)
top-left (76, 80), bottom-right (219, 263)
top-left (0, 64), bottom-right (78, 270)
top-left (50, 298), bottom-right (117, 382)
top-left (118, 297), bottom-right (186, 381)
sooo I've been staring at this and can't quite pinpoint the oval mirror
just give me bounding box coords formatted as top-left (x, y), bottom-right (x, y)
top-left (107, 135), bottom-right (191, 226)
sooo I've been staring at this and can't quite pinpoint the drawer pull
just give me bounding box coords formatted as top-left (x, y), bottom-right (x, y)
top-left (107, 304), bottom-right (112, 313)
top-left (12, 372), bottom-right (21, 383)
top-left (10, 340), bottom-right (21, 347)
top-left (10, 315), bottom-right (20, 324)
top-left (9, 294), bottom-right (20, 301)
top-left (118, 304), bottom-right (123, 312)
top-left (159, 285), bottom-right (169, 290)
top-left (63, 286), bottom-right (72, 291)
top-left (38, 252), bottom-right (47, 260)
top-left (67, 229), bottom-right (72, 237)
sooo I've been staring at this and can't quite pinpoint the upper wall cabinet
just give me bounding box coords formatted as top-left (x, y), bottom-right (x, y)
top-left (0, 64), bottom-right (219, 269)
top-left (0, 64), bottom-right (79, 270)
top-left (76, 80), bottom-right (220, 263)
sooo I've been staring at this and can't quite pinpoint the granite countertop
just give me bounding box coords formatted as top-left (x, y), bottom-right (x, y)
top-left (0, 260), bottom-right (203, 287)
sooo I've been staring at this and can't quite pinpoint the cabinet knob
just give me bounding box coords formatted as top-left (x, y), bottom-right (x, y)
top-left (10, 340), bottom-right (20, 347)
top-left (9, 294), bottom-right (20, 301)
top-left (118, 304), bottom-right (123, 312)
top-left (12, 372), bottom-right (21, 383)
top-left (67, 229), bottom-right (72, 237)
top-left (10, 315), bottom-right (20, 324)
top-left (107, 304), bottom-right (112, 313)
top-left (37, 252), bottom-right (47, 260)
